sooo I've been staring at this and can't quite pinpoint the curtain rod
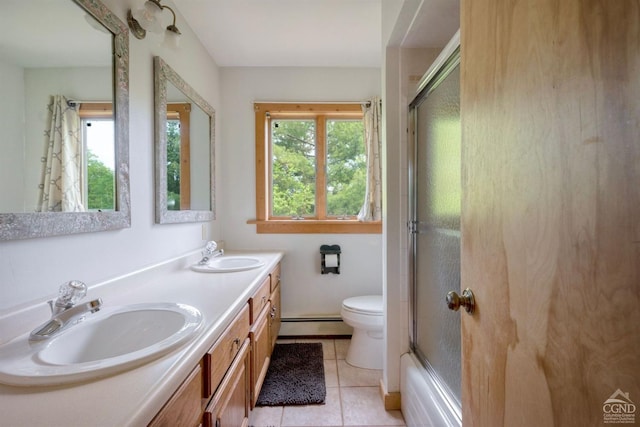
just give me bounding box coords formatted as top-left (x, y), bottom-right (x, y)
top-left (66, 100), bottom-right (111, 107)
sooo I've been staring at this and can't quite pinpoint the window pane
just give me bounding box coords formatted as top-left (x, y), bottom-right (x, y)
top-left (83, 119), bottom-right (115, 211)
top-left (271, 119), bottom-right (316, 217)
top-left (326, 119), bottom-right (365, 217)
top-left (166, 120), bottom-right (181, 210)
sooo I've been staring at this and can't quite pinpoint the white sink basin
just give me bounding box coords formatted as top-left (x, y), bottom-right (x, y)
top-left (0, 303), bottom-right (202, 386)
top-left (191, 256), bottom-right (265, 273)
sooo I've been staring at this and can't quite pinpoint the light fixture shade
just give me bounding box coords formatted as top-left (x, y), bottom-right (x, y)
top-left (164, 29), bottom-right (181, 49)
top-left (131, 1), bottom-right (163, 34)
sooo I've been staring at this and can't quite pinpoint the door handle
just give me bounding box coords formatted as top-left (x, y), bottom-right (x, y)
top-left (446, 288), bottom-right (475, 314)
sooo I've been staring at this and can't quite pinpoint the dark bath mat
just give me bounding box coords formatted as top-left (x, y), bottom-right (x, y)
top-left (256, 342), bottom-right (326, 406)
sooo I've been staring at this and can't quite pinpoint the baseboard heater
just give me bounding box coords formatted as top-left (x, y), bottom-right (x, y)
top-left (279, 316), bottom-right (351, 336)
top-left (282, 316), bottom-right (342, 323)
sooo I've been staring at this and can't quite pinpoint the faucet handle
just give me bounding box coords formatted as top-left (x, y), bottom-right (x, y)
top-left (202, 241), bottom-right (217, 256)
top-left (57, 280), bottom-right (87, 307)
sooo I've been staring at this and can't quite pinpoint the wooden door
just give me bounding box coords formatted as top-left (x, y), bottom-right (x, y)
top-left (460, 1), bottom-right (640, 426)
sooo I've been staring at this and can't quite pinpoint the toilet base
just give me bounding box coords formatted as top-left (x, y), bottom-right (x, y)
top-left (346, 328), bottom-right (383, 370)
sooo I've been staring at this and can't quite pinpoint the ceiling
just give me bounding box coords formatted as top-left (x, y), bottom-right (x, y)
top-left (173, 0), bottom-right (381, 67)
top-left (1, 0), bottom-right (111, 68)
top-left (173, 0), bottom-right (459, 68)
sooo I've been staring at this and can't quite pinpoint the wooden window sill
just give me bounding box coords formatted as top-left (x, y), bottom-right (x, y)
top-left (247, 219), bottom-right (382, 234)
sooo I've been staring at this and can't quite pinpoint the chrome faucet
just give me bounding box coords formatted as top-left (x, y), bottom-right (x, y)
top-left (198, 241), bottom-right (224, 265)
top-left (30, 280), bottom-right (102, 341)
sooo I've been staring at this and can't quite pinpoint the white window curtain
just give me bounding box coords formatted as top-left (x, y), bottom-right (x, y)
top-left (357, 97), bottom-right (382, 221)
top-left (37, 95), bottom-right (84, 212)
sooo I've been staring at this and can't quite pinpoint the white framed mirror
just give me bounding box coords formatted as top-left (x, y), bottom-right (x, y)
top-left (153, 56), bottom-right (215, 224)
top-left (0, 0), bottom-right (130, 240)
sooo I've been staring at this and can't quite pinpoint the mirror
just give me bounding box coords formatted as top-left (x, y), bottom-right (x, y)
top-left (154, 56), bottom-right (215, 224)
top-left (0, 0), bottom-right (130, 240)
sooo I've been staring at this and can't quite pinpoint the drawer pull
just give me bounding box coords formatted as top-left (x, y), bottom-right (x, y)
top-left (233, 337), bottom-right (240, 348)
top-left (270, 306), bottom-right (277, 319)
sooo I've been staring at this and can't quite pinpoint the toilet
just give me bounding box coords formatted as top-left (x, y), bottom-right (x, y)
top-left (340, 295), bottom-right (383, 370)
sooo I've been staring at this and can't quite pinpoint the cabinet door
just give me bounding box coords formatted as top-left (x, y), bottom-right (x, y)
top-left (249, 306), bottom-right (270, 408)
top-left (269, 284), bottom-right (281, 352)
top-left (204, 339), bottom-right (250, 427)
top-left (149, 364), bottom-right (203, 427)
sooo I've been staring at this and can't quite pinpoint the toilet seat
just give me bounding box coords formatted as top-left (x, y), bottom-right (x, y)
top-left (342, 295), bottom-right (382, 316)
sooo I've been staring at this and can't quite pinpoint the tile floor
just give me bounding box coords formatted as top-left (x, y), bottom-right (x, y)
top-left (249, 338), bottom-right (405, 427)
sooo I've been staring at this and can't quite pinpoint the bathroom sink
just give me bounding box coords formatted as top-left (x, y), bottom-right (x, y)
top-left (191, 256), bottom-right (265, 273)
top-left (0, 303), bottom-right (202, 386)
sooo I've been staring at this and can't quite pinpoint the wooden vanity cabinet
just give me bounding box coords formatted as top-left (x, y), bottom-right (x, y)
top-left (203, 339), bottom-right (250, 427)
top-left (149, 262), bottom-right (282, 425)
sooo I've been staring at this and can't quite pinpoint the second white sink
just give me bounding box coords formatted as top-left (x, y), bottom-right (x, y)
top-left (191, 256), bottom-right (265, 273)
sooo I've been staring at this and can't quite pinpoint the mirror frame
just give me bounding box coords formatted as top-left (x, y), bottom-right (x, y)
top-left (153, 56), bottom-right (215, 224)
top-left (0, 0), bottom-right (130, 241)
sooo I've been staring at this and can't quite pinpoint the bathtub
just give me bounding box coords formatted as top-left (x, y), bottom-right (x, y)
top-left (401, 352), bottom-right (462, 427)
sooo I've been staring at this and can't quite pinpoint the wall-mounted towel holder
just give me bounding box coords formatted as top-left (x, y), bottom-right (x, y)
top-left (320, 244), bottom-right (341, 274)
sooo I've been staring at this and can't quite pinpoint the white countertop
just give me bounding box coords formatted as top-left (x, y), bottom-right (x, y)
top-left (0, 250), bottom-right (284, 427)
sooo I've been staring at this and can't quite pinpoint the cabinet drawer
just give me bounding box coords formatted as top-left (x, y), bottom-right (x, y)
top-left (203, 338), bottom-right (250, 427)
top-left (148, 364), bottom-right (203, 427)
top-left (204, 304), bottom-right (250, 399)
top-left (249, 276), bottom-right (271, 323)
top-left (269, 263), bottom-right (281, 293)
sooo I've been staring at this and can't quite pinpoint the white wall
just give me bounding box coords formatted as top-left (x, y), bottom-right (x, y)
top-left (0, 0), bottom-right (222, 312)
top-left (383, 1), bottom-right (443, 396)
top-left (0, 61), bottom-right (26, 212)
top-left (219, 67), bottom-right (383, 322)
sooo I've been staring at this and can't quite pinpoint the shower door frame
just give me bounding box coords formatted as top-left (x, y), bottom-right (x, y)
top-left (407, 32), bottom-right (461, 423)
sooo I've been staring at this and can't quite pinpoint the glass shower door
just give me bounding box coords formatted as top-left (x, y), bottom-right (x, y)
top-left (409, 49), bottom-right (461, 405)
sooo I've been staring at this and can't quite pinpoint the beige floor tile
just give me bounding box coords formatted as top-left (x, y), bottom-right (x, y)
top-left (340, 387), bottom-right (405, 426)
top-left (324, 359), bottom-right (339, 388)
top-left (337, 360), bottom-right (382, 387)
top-left (334, 339), bottom-right (350, 360)
top-left (295, 338), bottom-right (337, 360)
top-left (249, 405), bottom-right (283, 427)
top-left (281, 387), bottom-right (343, 426)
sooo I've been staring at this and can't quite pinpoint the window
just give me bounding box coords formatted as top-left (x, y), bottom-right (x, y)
top-left (166, 103), bottom-right (192, 210)
top-left (79, 103), bottom-right (115, 211)
top-left (251, 103), bottom-right (381, 233)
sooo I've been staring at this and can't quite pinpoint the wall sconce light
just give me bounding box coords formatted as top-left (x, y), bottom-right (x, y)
top-left (128, 0), bottom-right (181, 47)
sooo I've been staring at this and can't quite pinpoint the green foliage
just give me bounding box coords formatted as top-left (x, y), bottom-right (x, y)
top-left (272, 120), bottom-right (316, 216)
top-left (271, 119), bottom-right (365, 217)
top-left (86, 151), bottom-right (114, 210)
top-left (166, 121), bottom-right (181, 210)
top-left (326, 120), bottom-right (365, 216)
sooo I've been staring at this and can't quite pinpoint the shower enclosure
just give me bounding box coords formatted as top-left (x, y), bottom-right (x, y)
top-left (408, 38), bottom-right (461, 421)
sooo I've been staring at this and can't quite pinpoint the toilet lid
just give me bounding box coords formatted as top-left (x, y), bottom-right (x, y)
top-left (342, 295), bottom-right (382, 315)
